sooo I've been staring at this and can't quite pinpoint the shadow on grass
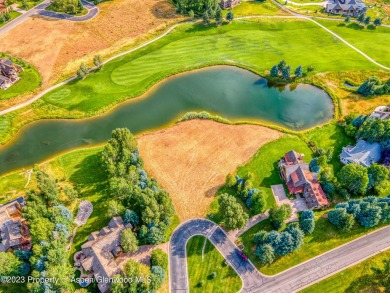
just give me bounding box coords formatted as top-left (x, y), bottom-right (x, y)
top-left (347, 23), bottom-right (364, 30)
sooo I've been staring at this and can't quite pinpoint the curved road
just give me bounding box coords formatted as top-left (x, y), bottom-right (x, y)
top-left (169, 219), bottom-right (390, 292)
top-left (0, 0), bottom-right (98, 37)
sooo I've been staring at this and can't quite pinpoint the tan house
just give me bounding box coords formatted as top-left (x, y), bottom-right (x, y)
top-left (0, 58), bottom-right (23, 90)
top-left (76, 217), bottom-right (132, 293)
top-left (0, 197), bottom-right (31, 252)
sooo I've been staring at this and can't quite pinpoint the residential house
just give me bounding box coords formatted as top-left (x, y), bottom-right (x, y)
top-left (77, 217), bottom-right (132, 293)
top-left (340, 139), bottom-right (381, 167)
top-left (0, 197), bottom-right (31, 252)
top-left (220, 0), bottom-right (240, 9)
top-left (369, 105), bottom-right (390, 120)
top-left (0, 0), bottom-right (9, 14)
top-left (323, 0), bottom-right (366, 16)
top-left (279, 150), bottom-right (330, 209)
top-left (0, 58), bottom-right (23, 90)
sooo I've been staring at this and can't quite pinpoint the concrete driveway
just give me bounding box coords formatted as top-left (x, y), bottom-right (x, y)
top-left (271, 184), bottom-right (308, 222)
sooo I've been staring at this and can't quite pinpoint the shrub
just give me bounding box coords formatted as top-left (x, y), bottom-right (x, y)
top-left (150, 249), bottom-right (168, 270)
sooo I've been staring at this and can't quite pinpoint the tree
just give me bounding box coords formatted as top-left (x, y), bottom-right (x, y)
top-left (357, 13), bottom-right (365, 24)
top-left (307, 65), bottom-right (315, 72)
top-left (106, 200), bottom-right (125, 218)
top-left (338, 164), bottom-right (369, 195)
top-left (277, 60), bottom-right (286, 73)
top-left (269, 204), bottom-right (292, 229)
top-left (210, 271), bottom-right (217, 279)
top-left (146, 226), bottom-right (165, 244)
top-left (285, 225), bottom-right (304, 251)
top-left (282, 65), bottom-right (291, 80)
top-left (368, 164), bottom-right (389, 189)
top-left (270, 65), bottom-right (279, 77)
top-left (344, 15), bottom-right (350, 23)
top-left (124, 209), bottom-right (140, 227)
top-left (226, 11), bottom-right (234, 22)
top-left (150, 265), bottom-right (166, 291)
top-left (80, 63), bottom-right (88, 75)
top-left (225, 173), bottom-right (236, 187)
top-left (294, 65), bottom-right (303, 78)
top-left (121, 228), bottom-right (138, 253)
top-left (255, 244), bottom-right (275, 264)
top-left (364, 16), bottom-right (371, 26)
top-left (77, 68), bottom-right (85, 79)
top-left (21, 0), bottom-right (28, 9)
top-left (151, 249), bottom-right (168, 270)
top-left (0, 252), bottom-right (22, 276)
top-left (328, 208), bottom-right (355, 230)
top-left (218, 193), bottom-right (249, 230)
top-left (358, 205), bottom-right (381, 227)
top-left (93, 55), bottom-right (103, 69)
top-left (357, 76), bottom-right (382, 96)
top-left (64, 186), bottom-right (78, 200)
top-left (253, 230), bottom-right (269, 245)
top-left (300, 218), bottom-right (314, 235)
top-left (215, 7), bottom-right (223, 25)
top-left (188, 10), bottom-right (194, 19)
top-left (77, 0), bottom-right (83, 11)
top-left (202, 11), bottom-right (210, 25)
top-left (373, 18), bottom-right (382, 27)
top-left (250, 191), bottom-right (266, 214)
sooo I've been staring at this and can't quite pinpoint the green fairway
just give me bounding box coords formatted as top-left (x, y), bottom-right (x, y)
top-left (186, 236), bottom-right (242, 293)
top-left (301, 249), bottom-right (390, 293)
top-left (316, 19), bottom-right (390, 67)
top-left (0, 18), bottom-right (381, 144)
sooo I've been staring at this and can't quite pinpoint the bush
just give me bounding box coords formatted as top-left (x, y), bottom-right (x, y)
top-left (300, 218), bottom-right (315, 235)
top-left (150, 249), bottom-right (168, 270)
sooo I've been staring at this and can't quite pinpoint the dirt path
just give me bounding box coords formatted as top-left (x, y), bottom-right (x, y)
top-left (137, 120), bottom-right (283, 221)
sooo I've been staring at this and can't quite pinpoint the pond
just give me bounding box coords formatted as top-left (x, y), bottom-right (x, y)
top-left (0, 66), bottom-right (334, 175)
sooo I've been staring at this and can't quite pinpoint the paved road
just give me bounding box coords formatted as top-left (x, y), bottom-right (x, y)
top-left (0, 0), bottom-right (98, 37)
top-left (169, 219), bottom-right (390, 292)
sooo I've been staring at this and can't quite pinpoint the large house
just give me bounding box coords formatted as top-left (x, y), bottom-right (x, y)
top-left (0, 0), bottom-right (9, 14)
top-left (323, 0), bottom-right (366, 16)
top-left (279, 150), bottom-right (330, 209)
top-left (219, 0), bottom-right (240, 9)
top-left (77, 217), bottom-right (132, 293)
top-left (0, 197), bottom-right (31, 252)
top-left (340, 140), bottom-right (381, 167)
top-left (0, 58), bottom-right (23, 90)
top-left (369, 105), bottom-right (390, 120)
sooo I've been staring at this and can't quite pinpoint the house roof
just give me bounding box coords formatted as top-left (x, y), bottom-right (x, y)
top-left (340, 140), bottom-right (381, 167)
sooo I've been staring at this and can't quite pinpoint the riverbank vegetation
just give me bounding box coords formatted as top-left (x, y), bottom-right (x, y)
top-left (186, 236), bottom-right (242, 293)
top-left (0, 18), bottom-right (381, 145)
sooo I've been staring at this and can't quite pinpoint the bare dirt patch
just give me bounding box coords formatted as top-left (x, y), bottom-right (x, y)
top-left (0, 0), bottom-right (181, 85)
top-left (137, 120), bottom-right (283, 221)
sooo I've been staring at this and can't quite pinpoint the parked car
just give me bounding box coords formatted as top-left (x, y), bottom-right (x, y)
top-left (237, 249), bottom-right (248, 261)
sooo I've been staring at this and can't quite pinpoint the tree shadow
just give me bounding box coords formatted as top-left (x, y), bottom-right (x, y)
top-left (347, 23), bottom-right (364, 30)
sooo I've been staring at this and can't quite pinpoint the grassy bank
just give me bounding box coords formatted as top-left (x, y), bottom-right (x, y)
top-left (186, 236), bottom-right (242, 293)
top-left (301, 249), bottom-right (390, 292)
top-left (0, 18), bottom-right (380, 145)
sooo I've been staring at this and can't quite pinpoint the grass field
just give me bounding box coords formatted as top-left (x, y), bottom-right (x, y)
top-left (240, 210), bottom-right (390, 275)
top-left (316, 19), bottom-right (390, 68)
top-left (0, 65), bottom-right (42, 100)
top-left (0, 11), bottom-right (21, 28)
top-left (186, 236), bottom-right (242, 293)
top-left (0, 18), bottom-right (381, 145)
top-left (301, 249), bottom-right (390, 293)
top-left (225, 0), bottom-right (287, 16)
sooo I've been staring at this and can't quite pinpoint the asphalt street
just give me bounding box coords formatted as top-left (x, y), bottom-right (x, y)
top-left (169, 219), bottom-right (390, 293)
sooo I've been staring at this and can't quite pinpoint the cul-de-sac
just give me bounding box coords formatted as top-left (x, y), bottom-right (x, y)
top-left (0, 0), bottom-right (389, 291)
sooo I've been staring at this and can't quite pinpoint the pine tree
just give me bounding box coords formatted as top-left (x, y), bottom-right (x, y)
top-left (202, 11), bottom-right (210, 26)
top-left (282, 65), bottom-right (291, 80)
top-left (373, 18), bottom-right (382, 27)
top-left (364, 16), bottom-right (371, 26)
top-left (294, 65), bottom-right (303, 78)
top-left (344, 15), bottom-right (350, 23)
top-left (78, 0), bottom-right (83, 11)
top-left (357, 13), bottom-right (365, 24)
top-left (93, 55), bottom-right (103, 69)
top-left (270, 65), bottom-right (279, 77)
top-left (215, 7), bottom-right (223, 25)
top-left (226, 11), bottom-right (234, 22)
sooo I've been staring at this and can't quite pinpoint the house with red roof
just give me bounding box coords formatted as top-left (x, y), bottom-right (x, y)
top-left (278, 150), bottom-right (330, 209)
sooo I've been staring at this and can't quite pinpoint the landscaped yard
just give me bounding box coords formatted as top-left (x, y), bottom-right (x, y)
top-left (240, 210), bottom-right (390, 275)
top-left (0, 65), bottom-right (42, 100)
top-left (186, 236), bottom-right (242, 293)
top-left (301, 249), bottom-right (390, 293)
top-left (0, 18), bottom-right (381, 145)
top-left (0, 11), bottom-right (21, 28)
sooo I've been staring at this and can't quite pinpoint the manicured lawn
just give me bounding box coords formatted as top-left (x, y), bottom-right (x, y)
top-left (316, 19), bottom-right (390, 68)
top-left (225, 0), bottom-right (286, 16)
top-left (0, 171), bottom-right (35, 204)
top-left (1, 66), bottom-right (42, 100)
top-left (0, 11), bottom-right (21, 28)
top-left (0, 18), bottom-right (380, 144)
top-left (240, 210), bottom-right (390, 275)
top-left (186, 236), bottom-right (242, 293)
top-left (304, 123), bottom-right (354, 173)
top-left (301, 249), bottom-right (390, 293)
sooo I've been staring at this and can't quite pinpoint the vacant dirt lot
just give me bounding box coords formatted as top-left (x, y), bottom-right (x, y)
top-left (137, 120), bottom-right (283, 221)
top-left (0, 0), bottom-right (181, 85)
